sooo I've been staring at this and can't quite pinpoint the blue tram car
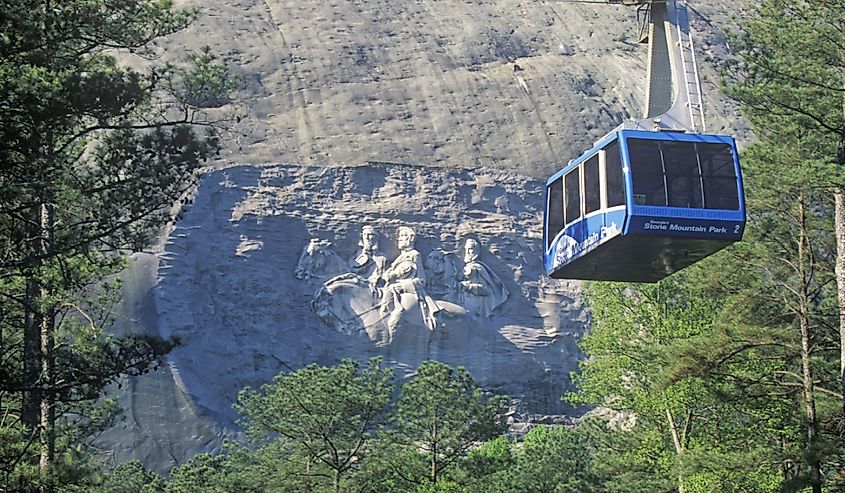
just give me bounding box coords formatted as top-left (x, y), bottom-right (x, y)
top-left (543, 129), bottom-right (745, 282)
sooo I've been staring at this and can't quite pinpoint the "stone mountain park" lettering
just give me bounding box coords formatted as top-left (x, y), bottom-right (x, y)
top-left (644, 220), bottom-right (728, 234)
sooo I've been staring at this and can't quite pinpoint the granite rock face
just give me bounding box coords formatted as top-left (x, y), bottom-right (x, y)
top-left (155, 0), bottom-right (749, 178)
top-left (98, 163), bottom-right (588, 471)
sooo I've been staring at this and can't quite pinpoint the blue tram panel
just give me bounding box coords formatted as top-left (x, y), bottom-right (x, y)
top-left (543, 130), bottom-right (745, 283)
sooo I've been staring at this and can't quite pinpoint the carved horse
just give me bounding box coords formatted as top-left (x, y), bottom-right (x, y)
top-left (311, 274), bottom-right (384, 336)
top-left (311, 273), bottom-right (467, 344)
top-left (295, 239), bottom-right (347, 283)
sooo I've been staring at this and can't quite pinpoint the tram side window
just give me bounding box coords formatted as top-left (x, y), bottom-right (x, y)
top-left (564, 169), bottom-right (581, 225)
top-left (546, 178), bottom-right (564, 250)
top-left (604, 141), bottom-right (625, 208)
top-left (662, 141), bottom-right (704, 209)
top-left (628, 139), bottom-right (667, 206)
top-left (584, 154), bottom-right (601, 214)
top-left (698, 143), bottom-right (739, 210)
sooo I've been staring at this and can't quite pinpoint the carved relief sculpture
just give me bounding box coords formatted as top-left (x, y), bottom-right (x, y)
top-left (459, 239), bottom-right (509, 318)
top-left (348, 225), bottom-right (387, 286)
top-left (424, 249), bottom-right (459, 298)
top-left (306, 227), bottom-right (504, 342)
top-left (378, 226), bottom-right (440, 332)
top-left (295, 238), bottom-right (347, 282)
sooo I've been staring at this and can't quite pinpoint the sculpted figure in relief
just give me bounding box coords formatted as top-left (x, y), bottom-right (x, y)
top-left (379, 226), bottom-right (441, 332)
top-left (459, 239), bottom-right (509, 318)
top-left (310, 226), bottom-right (384, 335)
top-left (307, 225), bottom-right (481, 341)
top-left (347, 225), bottom-right (387, 286)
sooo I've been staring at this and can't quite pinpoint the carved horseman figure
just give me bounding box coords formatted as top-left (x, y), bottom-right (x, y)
top-left (295, 238), bottom-right (347, 282)
top-left (379, 226), bottom-right (440, 332)
top-left (459, 239), bottom-right (508, 318)
top-left (308, 225), bottom-right (471, 341)
top-left (347, 225), bottom-right (387, 287)
top-left (311, 226), bottom-right (386, 334)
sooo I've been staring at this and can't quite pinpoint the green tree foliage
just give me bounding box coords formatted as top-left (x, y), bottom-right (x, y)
top-left (218, 441), bottom-right (324, 493)
top-left (511, 425), bottom-right (596, 493)
top-left (98, 461), bottom-right (164, 493)
top-left (0, 0), bottom-right (230, 490)
top-left (475, 425), bottom-right (597, 493)
top-left (668, 144), bottom-right (844, 491)
top-left (568, 276), bottom-right (786, 493)
top-left (61, 460), bottom-right (165, 493)
top-left (378, 361), bottom-right (508, 489)
top-left (164, 454), bottom-right (241, 493)
top-left (236, 358), bottom-right (393, 493)
top-left (724, 0), bottom-right (845, 443)
top-left (221, 360), bottom-right (509, 493)
top-left (458, 435), bottom-right (513, 490)
top-left (717, 1), bottom-right (845, 488)
top-left (725, 0), bottom-right (844, 158)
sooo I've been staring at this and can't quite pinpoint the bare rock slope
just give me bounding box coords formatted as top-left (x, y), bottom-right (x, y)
top-left (167, 0), bottom-right (749, 177)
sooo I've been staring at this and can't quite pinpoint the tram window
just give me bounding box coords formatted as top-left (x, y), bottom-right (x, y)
top-left (662, 141), bottom-right (704, 209)
top-left (584, 154), bottom-right (601, 214)
top-left (546, 178), bottom-right (564, 250)
top-left (604, 141), bottom-right (625, 208)
top-left (699, 143), bottom-right (736, 177)
top-left (564, 169), bottom-right (581, 224)
top-left (698, 143), bottom-right (739, 210)
top-left (628, 139), bottom-right (667, 206)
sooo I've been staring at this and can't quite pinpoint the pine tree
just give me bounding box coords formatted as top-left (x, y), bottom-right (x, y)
top-left (725, 0), bottom-right (845, 428)
top-left (383, 361), bottom-right (508, 488)
top-left (568, 275), bottom-right (787, 492)
top-left (235, 358), bottom-right (393, 493)
top-left (0, 1), bottom-right (229, 490)
top-left (671, 142), bottom-right (844, 491)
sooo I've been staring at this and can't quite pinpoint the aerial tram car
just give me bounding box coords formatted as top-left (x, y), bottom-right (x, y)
top-left (543, 0), bottom-right (745, 282)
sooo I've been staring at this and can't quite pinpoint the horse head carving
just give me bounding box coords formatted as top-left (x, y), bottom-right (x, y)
top-left (295, 238), bottom-right (347, 283)
top-left (424, 249), bottom-right (459, 298)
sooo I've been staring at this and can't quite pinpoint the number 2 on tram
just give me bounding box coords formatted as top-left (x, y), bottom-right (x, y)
top-left (543, 129), bottom-right (746, 283)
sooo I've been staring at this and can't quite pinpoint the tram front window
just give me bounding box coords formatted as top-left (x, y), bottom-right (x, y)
top-left (699, 143), bottom-right (739, 210)
top-left (663, 141), bottom-right (704, 209)
top-left (628, 139), bottom-right (667, 206)
top-left (628, 138), bottom-right (739, 210)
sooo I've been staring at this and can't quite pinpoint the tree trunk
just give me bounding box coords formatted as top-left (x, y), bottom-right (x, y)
top-left (21, 205), bottom-right (42, 434)
top-left (0, 300), bottom-right (3, 417)
top-left (665, 406), bottom-right (686, 493)
top-left (36, 114), bottom-right (57, 491)
top-left (833, 0), bottom-right (845, 430)
top-left (798, 192), bottom-right (822, 493)
top-left (836, 189), bottom-right (845, 422)
top-left (38, 202), bottom-right (55, 489)
top-left (22, 196), bottom-right (55, 493)
top-left (39, 311), bottom-right (54, 492)
top-left (430, 425), bottom-right (438, 484)
top-left (799, 313), bottom-right (823, 493)
top-left (837, 49), bottom-right (845, 424)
